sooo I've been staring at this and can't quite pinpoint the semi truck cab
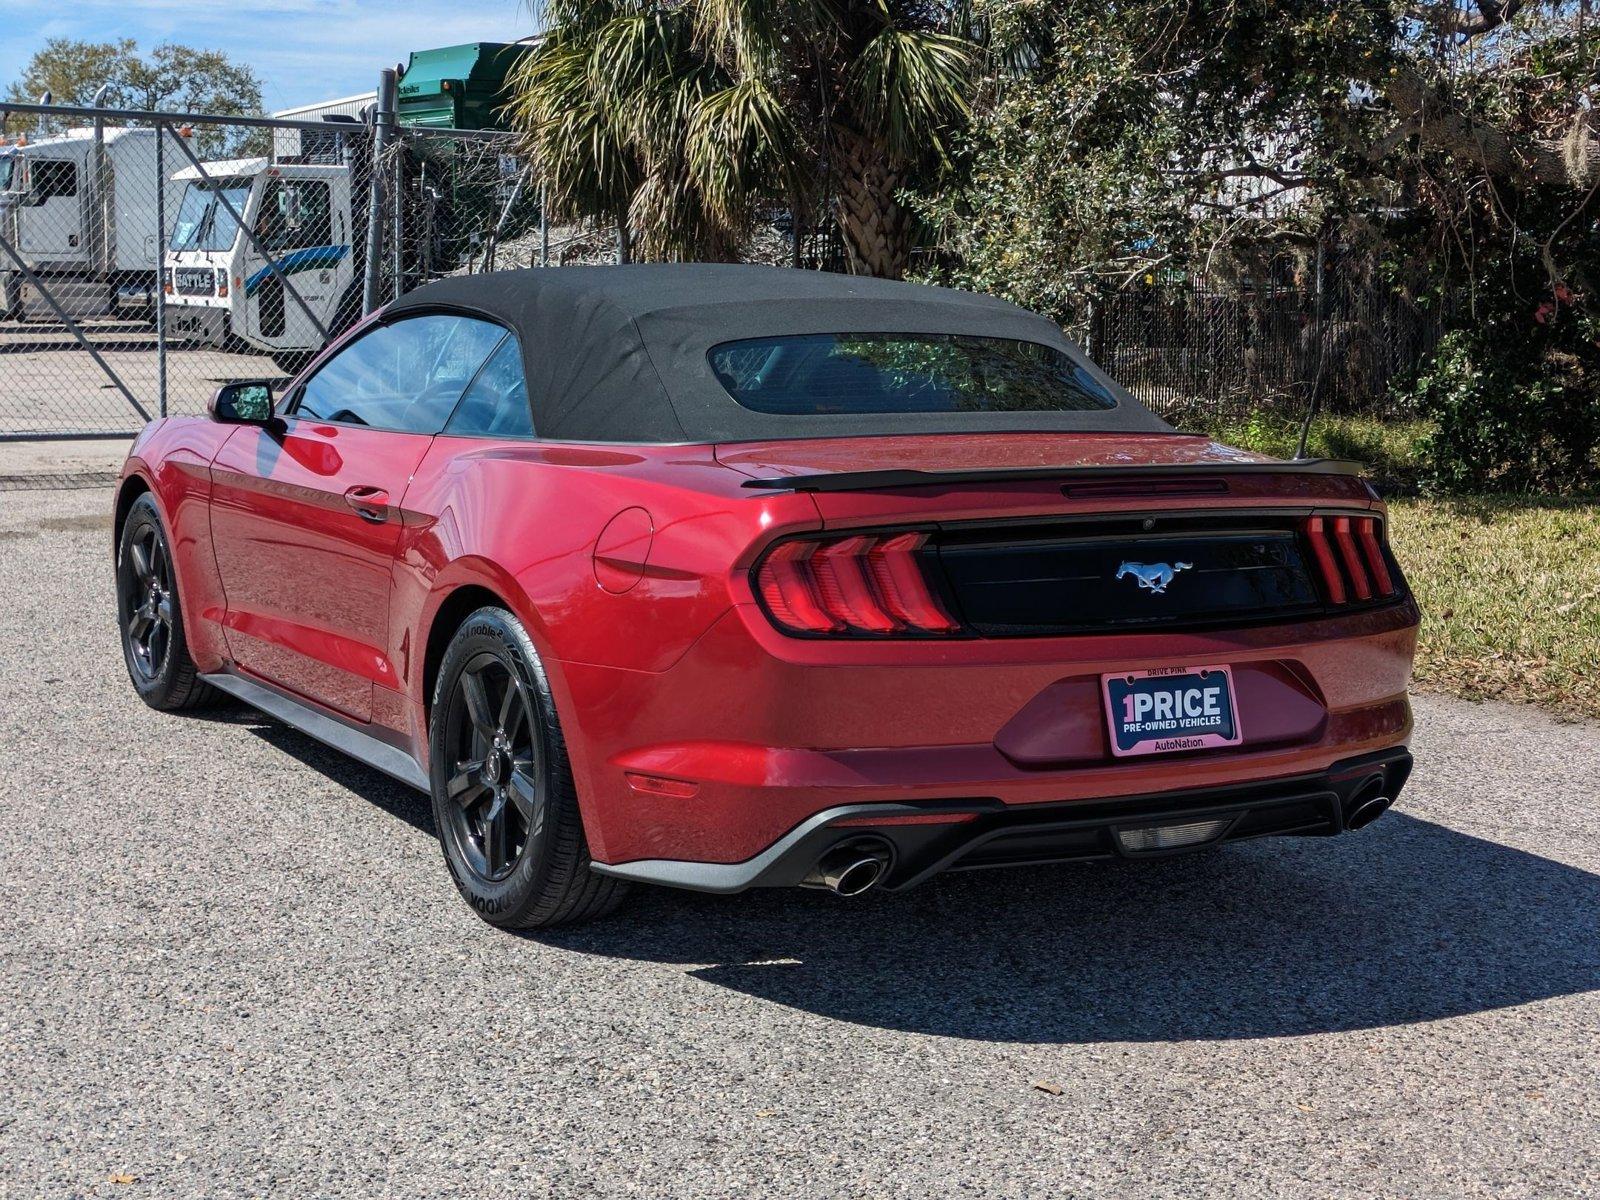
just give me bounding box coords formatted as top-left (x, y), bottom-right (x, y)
top-left (164, 160), bottom-right (355, 368)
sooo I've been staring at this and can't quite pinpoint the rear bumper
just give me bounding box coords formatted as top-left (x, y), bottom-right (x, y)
top-left (560, 597), bottom-right (1418, 867)
top-left (592, 747), bottom-right (1413, 893)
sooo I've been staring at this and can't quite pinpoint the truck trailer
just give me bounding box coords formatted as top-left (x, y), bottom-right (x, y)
top-left (0, 125), bottom-right (186, 319)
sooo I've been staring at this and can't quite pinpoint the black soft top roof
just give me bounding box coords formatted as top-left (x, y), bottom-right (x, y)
top-left (386, 264), bottom-right (1173, 443)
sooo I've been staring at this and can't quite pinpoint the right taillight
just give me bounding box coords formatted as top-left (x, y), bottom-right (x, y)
top-left (754, 531), bottom-right (961, 637)
top-left (1303, 515), bottom-right (1400, 607)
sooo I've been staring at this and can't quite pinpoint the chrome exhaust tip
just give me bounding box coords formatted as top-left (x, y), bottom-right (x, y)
top-left (801, 839), bottom-right (892, 896)
top-left (1345, 777), bottom-right (1393, 831)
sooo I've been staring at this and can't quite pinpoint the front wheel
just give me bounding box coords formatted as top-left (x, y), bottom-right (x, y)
top-left (429, 607), bottom-right (628, 929)
top-left (115, 494), bottom-right (219, 710)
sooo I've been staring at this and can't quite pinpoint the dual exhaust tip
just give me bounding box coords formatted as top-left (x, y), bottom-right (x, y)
top-left (802, 777), bottom-right (1395, 895)
top-left (1345, 776), bottom-right (1394, 831)
top-left (801, 838), bottom-right (892, 897)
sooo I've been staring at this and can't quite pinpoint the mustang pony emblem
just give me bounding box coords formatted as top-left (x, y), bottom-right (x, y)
top-left (1116, 561), bottom-right (1194, 594)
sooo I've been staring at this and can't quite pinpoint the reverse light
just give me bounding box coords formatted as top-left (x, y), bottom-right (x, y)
top-left (754, 531), bottom-right (960, 637)
top-left (1117, 818), bottom-right (1230, 852)
top-left (1303, 515), bottom-right (1401, 607)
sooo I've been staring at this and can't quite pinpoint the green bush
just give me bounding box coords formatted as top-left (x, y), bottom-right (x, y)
top-left (1409, 330), bottom-right (1600, 495)
top-left (1198, 411), bottom-right (1432, 493)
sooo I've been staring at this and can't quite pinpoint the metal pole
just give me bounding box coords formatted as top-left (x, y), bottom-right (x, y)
top-left (154, 121), bottom-right (167, 417)
top-left (162, 121), bottom-right (330, 343)
top-left (391, 123), bottom-right (405, 295)
top-left (364, 69), bottom-right (397, 313)
top-left (539, 181), bottom-right (548, 267)
top-left (0, 229), bottom-right (150, 421)
top-left (90, 84), bottom-right (109, 292)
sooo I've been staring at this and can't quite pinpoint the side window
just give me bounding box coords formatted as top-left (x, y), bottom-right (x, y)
top-left (260, 179), bottom-right (333, 252)
top-left (30, 159), bottom-right (77, 199)
top-left (444, 335), bottom-right (533, 438)
top-left (293, 314), bottom-right (506, 434)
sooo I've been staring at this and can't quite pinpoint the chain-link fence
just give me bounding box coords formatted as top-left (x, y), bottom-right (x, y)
top-left (1078, 250), bottom-right (1447, 421)
top-left (0, 99), bottom-right (555, 438)
top-left (1, 97), bottom-right (1442, 439)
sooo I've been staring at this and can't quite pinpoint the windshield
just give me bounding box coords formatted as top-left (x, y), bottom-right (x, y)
top-left (0, 155), bottom-right (16, 192)
top-left (169, 179), bottom-right (252, 252)
top-left (708, 332), bottom-right (1119, 416)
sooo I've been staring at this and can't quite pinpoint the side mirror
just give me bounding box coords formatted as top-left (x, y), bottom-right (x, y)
top-left (209, 381), bottom-right (276, 426)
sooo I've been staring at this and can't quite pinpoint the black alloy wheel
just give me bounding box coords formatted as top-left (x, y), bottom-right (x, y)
top-left (428, 607), bottom-right (627, 928)
top-left (440, 653), bottom-right (545, 882)
top-left (115, 493), bottom-right (218, 710)
top-left (120, 521), bottom-right (175, 683)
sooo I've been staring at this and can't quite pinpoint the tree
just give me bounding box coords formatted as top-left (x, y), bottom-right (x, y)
top-left (509, 1), bottom-right (980, 276)
top-left (4, 38), bottom-right (264, 155)
top-left (912, 0), bottom-right (1600, 490)
top-left (918, 2), bottom-right (1600, 310)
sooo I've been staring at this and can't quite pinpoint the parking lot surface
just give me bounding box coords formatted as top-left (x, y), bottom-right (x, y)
top-left (0, 318), bottom-right (286, 436)
top-left (1, 488), bottom-right (1597, 1199)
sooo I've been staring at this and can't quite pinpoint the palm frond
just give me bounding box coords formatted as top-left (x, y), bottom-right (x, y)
top-left (687, 78), bottom-right (805, 225)
top-left (845, 23), bottom-right (978, 166)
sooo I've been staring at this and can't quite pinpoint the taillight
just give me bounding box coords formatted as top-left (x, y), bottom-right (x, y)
top-left (754, 531), bottom-right (960, 636)
top-left (216, 272), bottom-right (228, 297)
top-left (1303, 515), bottom-right (1400, 607)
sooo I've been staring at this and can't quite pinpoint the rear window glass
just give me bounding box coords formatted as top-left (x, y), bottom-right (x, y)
top-left (708, 332), bottom-right (1118, 416)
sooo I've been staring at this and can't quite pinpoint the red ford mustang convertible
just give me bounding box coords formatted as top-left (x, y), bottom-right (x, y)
top-left (115, 265), bottom-right (1418, 928)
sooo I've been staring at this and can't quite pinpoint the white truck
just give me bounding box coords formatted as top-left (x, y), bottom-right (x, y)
top-left (0, 125), bottom-right (185, 319)
top-left (163, 159), bottom-right (359, 369)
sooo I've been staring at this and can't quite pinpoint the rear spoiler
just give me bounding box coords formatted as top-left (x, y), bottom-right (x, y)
top-left (738, 459), bottom-right (1368, 493)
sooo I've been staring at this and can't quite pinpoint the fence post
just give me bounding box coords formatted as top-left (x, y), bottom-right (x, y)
top-left (363, 68), bottom-right (397, 314)
top-left (391, 121), bottom-right (405, 295)
top-left (154, 121), bottom-right (167, 417)
top-left (88, 85), bottom-right (109, 296)
top-left (539, 181), bottom-right (549, 267)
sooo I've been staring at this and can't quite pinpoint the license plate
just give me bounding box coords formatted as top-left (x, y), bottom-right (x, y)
top-left (1102, 665), bottom-right (1243, 758)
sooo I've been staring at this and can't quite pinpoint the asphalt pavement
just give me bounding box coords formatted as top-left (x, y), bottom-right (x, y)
top-left (1, 488), bottom-right (1596, 1199)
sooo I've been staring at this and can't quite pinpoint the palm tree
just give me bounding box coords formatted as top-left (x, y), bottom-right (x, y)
top-left (509, 1), bottom-right (979, 277)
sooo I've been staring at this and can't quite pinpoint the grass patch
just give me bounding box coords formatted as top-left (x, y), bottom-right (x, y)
top-left (1200, 412), bottom-right (1433, 492)
top-left (1388, 496), bottom-right (1600, 721)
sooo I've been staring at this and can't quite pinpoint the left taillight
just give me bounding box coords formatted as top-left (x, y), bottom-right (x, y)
top-left (1303, 514), bottom-right (1401, 606)
top-left (753, 531), bottom-right (961, 637)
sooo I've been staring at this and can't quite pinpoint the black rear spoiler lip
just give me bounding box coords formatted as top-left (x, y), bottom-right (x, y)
top-left (737, 459), bottom-right (1369, 493)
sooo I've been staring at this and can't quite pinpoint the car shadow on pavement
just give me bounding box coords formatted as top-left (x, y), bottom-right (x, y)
top-left (232, 717), bottom-right (1600, 1044)
top-left (225, 716), bottom-right (439, 834)
top-left (536, 813), bottom-right (1600, 1043)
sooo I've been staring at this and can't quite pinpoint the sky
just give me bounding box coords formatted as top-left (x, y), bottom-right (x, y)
top-left (1, 0), bottom-right (537, 112)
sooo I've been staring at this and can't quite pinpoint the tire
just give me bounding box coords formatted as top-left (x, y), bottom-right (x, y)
top-left (428, 606), bottom-right (628, 929)
top-left (115, 494), bottom-right (220, 711)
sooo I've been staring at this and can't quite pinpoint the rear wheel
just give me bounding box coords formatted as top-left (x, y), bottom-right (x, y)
top-left (429, 607), bottom-right (627, 929)
top-left (115, 494), bottom-right (219, 710)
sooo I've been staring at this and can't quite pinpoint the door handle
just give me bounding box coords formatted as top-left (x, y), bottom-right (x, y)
top-left (343, 485), bottom-right (390, 523)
